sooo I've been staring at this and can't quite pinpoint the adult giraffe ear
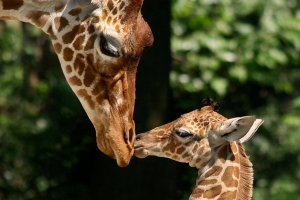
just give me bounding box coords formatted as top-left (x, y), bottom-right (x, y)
top-left (218, 116), bottom-right (264, 142)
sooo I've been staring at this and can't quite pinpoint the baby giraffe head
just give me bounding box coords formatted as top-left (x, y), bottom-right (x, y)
top-left (134, 98), bottom-right (263, 168)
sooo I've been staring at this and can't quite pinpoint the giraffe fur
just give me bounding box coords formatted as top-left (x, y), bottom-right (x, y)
top-left (0, 0), bottom-right (153, 167)
top-left (134, 98), bottom-right (263, 199)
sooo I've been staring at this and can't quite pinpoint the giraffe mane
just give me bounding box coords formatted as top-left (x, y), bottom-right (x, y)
top-left (232, 142), bottom-right (253, 200)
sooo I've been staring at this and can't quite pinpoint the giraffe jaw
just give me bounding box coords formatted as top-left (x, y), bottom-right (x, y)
top-left (133, 145), bottom-right (149, 158)
top-left (92, 104), bottom-right (136, 167)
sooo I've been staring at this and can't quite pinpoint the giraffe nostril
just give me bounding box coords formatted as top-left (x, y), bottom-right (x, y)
top-left (128, 127), bottom-right (134, 144)
top-left (135, 134), bottom-right (142, 140)
top-left (124, 126), bottom-right (135, 149)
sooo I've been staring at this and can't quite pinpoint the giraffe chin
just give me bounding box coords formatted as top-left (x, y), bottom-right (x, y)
top-left (133, 140), bottom-right (149, 158)
top-left (114, 147), bottom-right (133, 167)
top-left (133, 147), bottom-right (148, 158)
top-left (114, 137), bottom-right (135, 167)
top-left (96, 128), bottom-right (134, 167)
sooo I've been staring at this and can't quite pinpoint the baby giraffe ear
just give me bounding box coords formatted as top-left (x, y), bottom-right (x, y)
top-left (218, 116), bottom-right (264, 142)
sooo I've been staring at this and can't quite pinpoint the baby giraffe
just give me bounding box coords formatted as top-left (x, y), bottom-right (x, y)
top-left (134, 98), bottom-right (263, 200)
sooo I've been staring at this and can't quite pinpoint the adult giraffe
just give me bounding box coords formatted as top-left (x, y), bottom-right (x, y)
top-left (0, 0), bottom-right (153, 167)
top-left (135, 98), bottom-right (263, 199)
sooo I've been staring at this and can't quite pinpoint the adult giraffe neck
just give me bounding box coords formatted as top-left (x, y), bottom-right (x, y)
top-left (0, 0), bottom-right (154, 167)
top-left (190, 142), bottom-right (253, 200)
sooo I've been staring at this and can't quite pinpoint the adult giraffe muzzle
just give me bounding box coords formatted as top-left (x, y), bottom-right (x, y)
top-left (0, 0), bottom-right (153, 167)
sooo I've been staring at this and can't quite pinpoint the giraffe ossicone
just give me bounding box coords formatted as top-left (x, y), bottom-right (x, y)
top-left (134, 98), bottom-right (263, 200)
top-left (0, 0), bottom-right (154, 167)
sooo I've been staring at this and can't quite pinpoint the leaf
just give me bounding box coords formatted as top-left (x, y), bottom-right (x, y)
top-left (210, 77), bottom-right (228, 96)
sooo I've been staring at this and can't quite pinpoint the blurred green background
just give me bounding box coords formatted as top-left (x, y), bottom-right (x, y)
top-left (1, 0), bottom-right (300, 199)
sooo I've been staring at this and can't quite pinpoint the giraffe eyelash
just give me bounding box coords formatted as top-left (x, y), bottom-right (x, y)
top-left (100, 34), bottom-right (120, 57)
top-left (175, 129), bottom-right (193, 138)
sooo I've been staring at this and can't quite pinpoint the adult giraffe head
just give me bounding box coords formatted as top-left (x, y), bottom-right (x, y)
top-left (0, 0), bottom-right (154, 167)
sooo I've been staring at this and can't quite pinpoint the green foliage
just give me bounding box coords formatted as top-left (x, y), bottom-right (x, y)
top-left (0, 22), bottom-right (93, 199)
top-left (1, 1), bottom-right (300, 199)
top-left (171, 0), bottom-right (300, 199)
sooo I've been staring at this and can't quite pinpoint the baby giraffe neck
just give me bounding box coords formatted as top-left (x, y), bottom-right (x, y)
top-left (189, 142), bottom-right (253, 200)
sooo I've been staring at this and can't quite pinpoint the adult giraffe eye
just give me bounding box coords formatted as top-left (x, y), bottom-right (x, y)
top-left (175, 130), bottom-right (193, 138)
top-left (100, 35), bottom-right (120, 57)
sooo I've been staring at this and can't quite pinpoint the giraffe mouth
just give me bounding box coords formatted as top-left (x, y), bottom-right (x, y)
top-left (111, 125), bottom-right (136, 166)
top-left (94, 109), bottom-right (136, 167)
top-left (134, 148), bottom-right (148, 158)
top-left (133, 143), bottom-right (149, 158)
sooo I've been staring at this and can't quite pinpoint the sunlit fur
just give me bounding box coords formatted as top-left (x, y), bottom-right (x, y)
top-left (0, 0), bottom-right (154, 167)
top-left (135, 103), bottom-right (263, 199)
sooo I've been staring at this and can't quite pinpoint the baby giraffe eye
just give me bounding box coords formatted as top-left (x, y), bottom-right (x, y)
top-left (175, 130), bottom-right (193, 138)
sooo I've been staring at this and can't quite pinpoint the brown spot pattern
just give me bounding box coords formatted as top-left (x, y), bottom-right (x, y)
top-left (46, 26), bottom-right (57, 40)
top-left (229, 153), bottom-right (235, 162)
top-left (83, 67), bottom-right (96, 87)
top-left (107, 16), bottom-right (112, 25)
top-left (91, 79), bottom-right (104, 96)
top-left (68, 8), bottom-right (82, 16)
top-left (69, 76), bottom-right (82, 86)
top-left (62, 25), bottom-right (80, 44)
top-left (63, 47), bottom-right (74, 61)
top-left (84, 34), bottom-right (97, 50)
top-left (192, 144), bottom-right (199, 153)
top-left (218, 191), bottom-right (237, 200)
top-left (198, 146), bottom-right (204, 154)
top-left (199, 179), bottom-right (218, 186)
top-left (218, 145), bottom-right (229, 164)
top-left (112, 17), bottom-right (117, 25)
top-left (53, 43), bottom-right (62, 54)
top-left (26, 10), bottom-right (50, 28)
top-left (112, 8), bottom-right (118, 15)
top-left (204, 151), bottom-right (211, 157)
top-left (205, 166), bottom-right (222, 178)
top-left (74, 54), bottom-right (86, 76)
top-left (203, 185), bottom-right (222, 199)
top-left (162, 140), bottom-right (177, 153)
top-left (119, 1), bottom-right (125, 10)
top-left (92, 16), bottom-right (100, 23)
top-left (77, 89), bottom-right (95, 109)
top-left (107, 0), bottom-right (114, 10)
top-left (54, 3), bottom-right (65, 12)
top-left (65, 65), bottom-right (72, 74)
top-left (191, 188), bottom-right (204, 198)
top-left (87, 25), bottom-right (95, 34)
top-left (73, 35), bottom-right (85, 50)
top-left (195, 157), bottom-right (202, 163)
top-left (182, 152), bottom-right (190, 159)
top-left (96, 93), bottom-right (105, 104)
top-left (78, 24), bottom-right (86, 34)
top-left (165, 152), bottom-right (171, 157)
top-left (221, 166), bottom-right (239, 188)
top-left (2, 0), bottom-right (23, 10)
top-left (152, 147), bottom-right (161, 153)
top-left (176, 147), bottom-right (185, 154)
top-left (200, 160), bottom-right (210, 167)
top-left (87, 54), bottom-right (95, 65)
top-left (102, 9), bottom-right (108, 20)
top-left (54, 16), bottom-right (69, 32)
